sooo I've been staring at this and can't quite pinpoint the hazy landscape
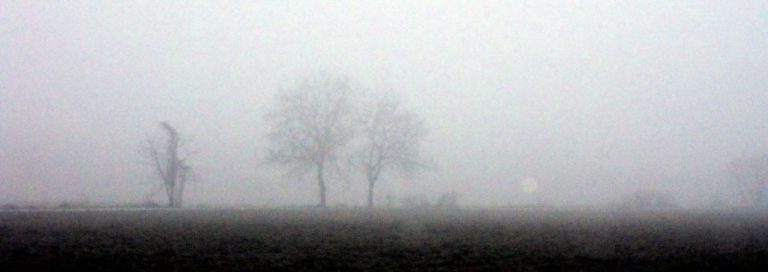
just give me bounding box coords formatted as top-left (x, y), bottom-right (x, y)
top-left (2, 1), bottom-right (768, 270)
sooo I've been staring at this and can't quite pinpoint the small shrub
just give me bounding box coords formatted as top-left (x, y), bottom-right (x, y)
top-left (402, 195), bottom-right (431, 209)
top-left (0, 203), bottom-right (19, 210)
top-left (435, 192), bottom-right (460, 209)
top-left (57, 201), bottom-right (72, 209)
top-left (142, 201), bottom-right (161, 209)
top-left (621, 190), bottom-right (676, 209)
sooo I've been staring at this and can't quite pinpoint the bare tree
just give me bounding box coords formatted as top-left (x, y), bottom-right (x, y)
top-left (352, 94), bottom-right (429, 209)
top-left (728, 155), bottom-right (768, 206)
top-left (144, 122), bottom-right (192, 208)
top-left (266, 75), bottom-right (355, 208)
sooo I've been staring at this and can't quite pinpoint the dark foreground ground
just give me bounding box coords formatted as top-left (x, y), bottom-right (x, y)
top-left (1, 208), bottom-right (767, 271)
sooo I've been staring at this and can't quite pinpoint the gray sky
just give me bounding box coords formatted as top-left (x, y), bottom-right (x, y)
top-left (2, 1), bottom-right (767, 207)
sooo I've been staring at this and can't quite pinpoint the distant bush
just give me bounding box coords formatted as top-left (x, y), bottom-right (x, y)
top-left (397, 192), bottom-right (460, 210)
top-left (57, 201), bottom-right (93, 210)
top-left (1, 203), bottom-right (19, 211)
top-left (435, 192), bottom-right (460, 209)
top-left (621, 190), bottom-right (676, 209)
top-left (57, 201), bottom-right (72, 209)
top-left (401, 195), bottom-right (431, 209)
top-left (142, 201), bottom-right (161, 209)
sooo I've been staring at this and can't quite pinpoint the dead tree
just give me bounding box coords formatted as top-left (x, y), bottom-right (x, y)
top-left (145, 122), bottom-right (191, 208)
top-left (353, 94), bottom-right (429, 209)
top-left (265, 74), bottom-right (355, 208)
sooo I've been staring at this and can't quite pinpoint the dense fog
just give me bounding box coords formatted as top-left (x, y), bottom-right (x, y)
top-left (2, 1), bottom-right (767, 208)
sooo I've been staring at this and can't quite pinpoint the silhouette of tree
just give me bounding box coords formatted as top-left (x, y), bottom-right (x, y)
top-left (265, 74), bottom-right (355, 208)
top-left (352, 93), bottom-right (429, 209)
top-left (143, 122), bottom-right (192, 208)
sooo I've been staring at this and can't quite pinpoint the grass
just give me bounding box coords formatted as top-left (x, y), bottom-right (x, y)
top-left (0, 208), bottom-right (766, 271)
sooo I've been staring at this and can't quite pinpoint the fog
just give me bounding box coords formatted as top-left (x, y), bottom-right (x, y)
top-left (2, 1), bottom-right (767, 208)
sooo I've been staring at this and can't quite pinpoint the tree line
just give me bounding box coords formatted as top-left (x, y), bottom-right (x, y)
top-left (142, 74), bottom-right (768, 209)
top-left (144, 74), bottom-right (430, 208)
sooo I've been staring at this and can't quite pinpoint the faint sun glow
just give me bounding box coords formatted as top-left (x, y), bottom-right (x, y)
top-left (521, 177), bottom-right (538, 194)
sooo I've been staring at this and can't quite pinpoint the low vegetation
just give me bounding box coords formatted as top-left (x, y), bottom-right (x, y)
top-left (1, 209), bottom-right (767, 270)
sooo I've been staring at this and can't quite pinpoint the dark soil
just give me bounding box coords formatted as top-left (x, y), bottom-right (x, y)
top-left (1, 208), bottom-right (767, 271)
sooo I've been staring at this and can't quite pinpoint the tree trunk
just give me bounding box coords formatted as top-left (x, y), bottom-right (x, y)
top-left (367, 179), bottom-right (375, 209)
top-left (366, 166), bottom-right (380, 209)
top-left (176, 171), bottom-right (185, 208)
top-left (317, 163), bottom-right (327, 208)
top-left (166, 182), bottom-right (175, 208)
top-left (162, 122), bottom-right (181, 208)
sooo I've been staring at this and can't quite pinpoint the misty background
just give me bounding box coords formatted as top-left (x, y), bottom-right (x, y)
top-left (1, 1), bottom-right (767, 207)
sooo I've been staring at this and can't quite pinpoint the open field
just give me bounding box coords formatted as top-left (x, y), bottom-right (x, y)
top-left (1, 208), bottom-right (767, 271)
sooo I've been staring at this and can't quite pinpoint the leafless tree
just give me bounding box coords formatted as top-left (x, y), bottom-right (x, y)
top-left (265, 75), bottom-right (355, 208)
top-left (352, 94), bottom-right (429, 209)
top-left (144, 122), bottom-right (192, 208)
top-left (728, 155), bottom-right (768, 206)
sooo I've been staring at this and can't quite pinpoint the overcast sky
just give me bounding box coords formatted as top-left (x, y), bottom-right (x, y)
top-left (2, 1), bottom-right (767, 207)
